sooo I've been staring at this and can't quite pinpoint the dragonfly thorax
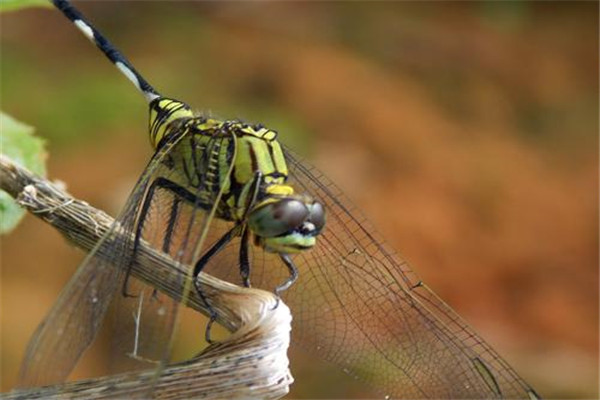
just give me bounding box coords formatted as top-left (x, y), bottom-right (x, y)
top-left (148, 97), bottom-right (326, 254)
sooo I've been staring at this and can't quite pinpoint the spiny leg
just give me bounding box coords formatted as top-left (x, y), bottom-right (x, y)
top-left (236, 171), bottom-right (263, 289)
top-left (194, 171), bottom-right (262, 341)
top-left (239, 226), bottom-right (251, 288)
top-left (127, 177), bottom-right (207, 297)
top-left (150, 195), bottom-right (182, 301)
top-left (269, 254), bottom-right (299, 310)
top-left (162, 196), bottom-right (181, 254)
top-left (192, 224), bottom-right (241, 343)
top-left (275, 253), bottom-right (299, 299)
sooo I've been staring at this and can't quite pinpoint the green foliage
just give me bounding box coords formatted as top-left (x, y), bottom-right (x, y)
top-left (0, 0), bottom-right (50, 233)
top-left (0, 112), bottom-right (46, 233)
top-left (0, 0), bottom-right (51, 13)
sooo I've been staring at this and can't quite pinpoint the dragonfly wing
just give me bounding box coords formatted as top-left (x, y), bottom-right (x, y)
top-left (19, 128), bottom-right (237, 388)
top-left (18, 226), bottom-right (124, 387)
top-left (17, 132), bottom-right (188, 387)
top-left (106, 130), bottom-right (239, 375)
top-left (144, 141), bottom-right (539, 399)
top-left (280, 149), bottom-right (537, 399)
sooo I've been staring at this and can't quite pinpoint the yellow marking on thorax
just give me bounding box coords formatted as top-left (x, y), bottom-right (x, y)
top-left (234, 129), bottom-right (287, 183)
top-left (265, 184), bottom-right (294, 196)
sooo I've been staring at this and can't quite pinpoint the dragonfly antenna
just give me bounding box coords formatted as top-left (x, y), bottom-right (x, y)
top-left (52, 0), bottom-right (161, 103)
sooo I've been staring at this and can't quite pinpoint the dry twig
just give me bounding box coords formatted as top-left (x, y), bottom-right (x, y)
top-left (0, 155), bottom-right (293, 399)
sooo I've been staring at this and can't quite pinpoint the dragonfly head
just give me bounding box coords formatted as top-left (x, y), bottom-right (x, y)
top-left (247, 195), bottom-right (325, 253)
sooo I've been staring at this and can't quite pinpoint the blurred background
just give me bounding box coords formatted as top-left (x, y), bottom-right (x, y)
top-left (1, 2), bottom-right (598, 398)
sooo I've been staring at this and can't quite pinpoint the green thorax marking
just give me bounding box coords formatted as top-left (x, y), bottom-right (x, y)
top-left (148, 97), bottom-right (294, 221)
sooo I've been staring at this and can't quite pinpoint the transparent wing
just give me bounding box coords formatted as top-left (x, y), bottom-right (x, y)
top-left (19, 128), bottom-right (236, 388)
top-left (198, 148), bottom-right (538, 399)
top-left (282, 150), bottom-right (538, 399)
top-left (106, 131), bottom-right (236, 377)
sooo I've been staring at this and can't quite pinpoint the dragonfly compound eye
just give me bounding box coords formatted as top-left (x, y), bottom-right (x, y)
top-left (307, 201), bottom-right (325, 233)
top-left (248, 198), bottom-right (309, 238)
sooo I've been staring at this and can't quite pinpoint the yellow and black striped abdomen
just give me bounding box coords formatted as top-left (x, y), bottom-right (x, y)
top-left (149, 98), bottom-right (195, 148)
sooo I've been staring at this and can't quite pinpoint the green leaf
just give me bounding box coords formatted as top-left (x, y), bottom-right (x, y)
top-left (0, 112), bottom-right (47, 233)
top-left (0, 0), bottom-right (51, 13)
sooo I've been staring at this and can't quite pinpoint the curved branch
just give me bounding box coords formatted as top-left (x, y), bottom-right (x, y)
top-left (0, 155), bottom-right (292, 399)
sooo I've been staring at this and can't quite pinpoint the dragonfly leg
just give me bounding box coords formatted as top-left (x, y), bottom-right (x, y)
top-left (234, 170), bottom-right (262, 288)
top-left (125, 182), bottom-right (160, 297)
top-left (240, 171), bottom-right (263, 219)
top-left (126, 177), bottom-right (207, 297)
top-left (275, 253), bottom-right (299, 296)
top-left (192, 224), bottom-right (240, 278)
top-left (162, 196), bottom-right (181, 254)
top-left (239, 226), bottom-right (251, 287)
top-left (204, 313), bottom-right (219, 344)
top-left (192, 224), bottom-right (240, 343)
top-left (149, 196), bottom-right (182, 300)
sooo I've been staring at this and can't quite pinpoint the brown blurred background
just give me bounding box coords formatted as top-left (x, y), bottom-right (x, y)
top-left (1, 2), bottom-right (598, 398)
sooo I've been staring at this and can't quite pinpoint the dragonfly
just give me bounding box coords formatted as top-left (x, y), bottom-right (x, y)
top-left (18, 1), bottom-right (541, 398)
